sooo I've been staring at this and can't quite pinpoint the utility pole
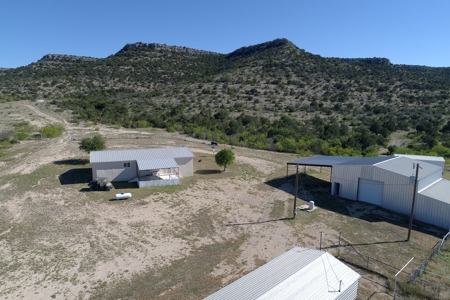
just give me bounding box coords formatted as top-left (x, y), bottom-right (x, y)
top-left (293, 164), bottom-right (298, 219)
top-left (407, 163), bottom-right (420, 241)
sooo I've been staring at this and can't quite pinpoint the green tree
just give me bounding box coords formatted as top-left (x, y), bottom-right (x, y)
top-left (79, 134), bottom-right (106, 153)
top-left (215, 148), bottom-right (235, 171)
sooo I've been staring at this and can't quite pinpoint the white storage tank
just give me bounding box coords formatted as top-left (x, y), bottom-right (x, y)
top-left (115, 192), bottom-right (132, 200)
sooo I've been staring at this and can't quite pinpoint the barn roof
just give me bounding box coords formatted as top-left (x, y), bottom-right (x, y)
top-left (204, 247), bottom-right (360, 300)
top-left (394, 154), bottom-right (445, 163)
top-left (287, 156), bottom-right (392, 167)
top-left (90, 147), bottom-right (194, 163)
top-left (136, 158), bottom-right (178, 170)
top-left (419, 179), bottom-right (450, 204)
top-left (375, 157), bottom-right (442, 179)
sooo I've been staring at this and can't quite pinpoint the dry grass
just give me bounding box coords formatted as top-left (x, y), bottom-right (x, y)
top-left (0, 101), bottom-right (449, 300)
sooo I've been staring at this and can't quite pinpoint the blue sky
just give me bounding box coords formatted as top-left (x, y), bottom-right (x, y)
top-left (1, 0), bottom-right (449, 68)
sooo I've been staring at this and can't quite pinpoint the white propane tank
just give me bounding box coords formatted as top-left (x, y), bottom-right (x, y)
top-left (115, 192), bottom-right (132, 200)
top-left (309, 201), bottom-right (315, 210)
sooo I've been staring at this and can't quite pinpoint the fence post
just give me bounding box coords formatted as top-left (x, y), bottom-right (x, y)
top-left (320, 232), bottom-right (323, 250)
top-left (338, 232), bottom-right (341, 258)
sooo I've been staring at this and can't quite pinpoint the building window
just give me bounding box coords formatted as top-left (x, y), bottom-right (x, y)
top-left (124, 162), bottom-right (130, 168)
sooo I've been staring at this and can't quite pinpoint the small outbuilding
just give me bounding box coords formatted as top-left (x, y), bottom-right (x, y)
top-left (287, 155), bottom-right (450, 229)
top-left (90, 147), bottom-right (194, 188)
top-left (204, 247), bottom-right (361, 300)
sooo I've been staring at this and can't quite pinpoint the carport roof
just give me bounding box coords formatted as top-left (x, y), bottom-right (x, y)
top-left (137, 158), bottom-right (178, 170)
top-left (287, 156), bottom-right (392, 167)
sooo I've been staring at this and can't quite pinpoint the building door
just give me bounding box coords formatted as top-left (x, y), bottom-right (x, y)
top-left (333, 182), bottom-right (340, 196)
top-left (358, 178), bottom-right (383, 206)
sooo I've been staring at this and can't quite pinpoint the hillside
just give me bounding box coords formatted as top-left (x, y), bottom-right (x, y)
top-left (1, 38), bottom-right (450, 157)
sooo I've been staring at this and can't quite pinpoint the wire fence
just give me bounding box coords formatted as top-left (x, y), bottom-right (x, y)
top-left (411, 230), bottom-right (450, 282)
top-left (318, 231), bottom-right (450, 299)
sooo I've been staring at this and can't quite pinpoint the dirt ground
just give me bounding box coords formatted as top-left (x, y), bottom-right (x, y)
top-left (0, 101), bottom-right (446, 300)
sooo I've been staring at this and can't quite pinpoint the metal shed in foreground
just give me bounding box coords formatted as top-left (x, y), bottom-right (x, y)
top-left (204, 247), bottom-right (360, 300)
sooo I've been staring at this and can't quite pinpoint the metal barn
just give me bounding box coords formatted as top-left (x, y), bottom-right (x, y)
top-left (204, 247), bottom-right (360, 300)
top-left (90, 147), bottom-right (194, 188)
top-left (287, 156), bottom-right (450, 229)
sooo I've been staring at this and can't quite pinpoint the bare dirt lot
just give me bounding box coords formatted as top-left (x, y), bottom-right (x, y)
top-left (0, 101), bottom-right (447, 299)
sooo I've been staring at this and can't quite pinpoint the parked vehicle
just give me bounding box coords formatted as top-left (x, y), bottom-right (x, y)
top-left (88, 177), bottom-right (113, 191)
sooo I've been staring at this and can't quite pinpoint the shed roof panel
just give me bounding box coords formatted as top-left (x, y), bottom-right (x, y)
top-left (90, 147), bottom-right (194, 163)
top-left (394, 154), bottom-right (445, 162)
top-left (419, 179), bottom-right (450, 204)
top-left (375, 157), bottom-right (441, 179)
top-left (137, 158), bottom-right (178, 170)
top-left (204, 247), bottom-right (360, 300)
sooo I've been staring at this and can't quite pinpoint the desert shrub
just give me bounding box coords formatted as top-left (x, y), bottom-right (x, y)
top-left (79, 134), bottom-right (106, 153)
top-left (39, 123), bottom-right (65, 138)
top-left (14, 132), bottom-right (29, 140)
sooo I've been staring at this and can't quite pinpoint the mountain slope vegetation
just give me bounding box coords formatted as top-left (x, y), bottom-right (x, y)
top-left (2, 38), bottom-right (450, 157)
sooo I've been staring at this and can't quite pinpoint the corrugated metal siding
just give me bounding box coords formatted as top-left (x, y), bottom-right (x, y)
top-left (415, 194), bottom-right (450, 229)
top-left (336, 279), bottom-right (359, 300)
top-left (332, 165), bottom-right (416, 215)
top-left (332, 166), bottom-right (360, 200)
top-left (175, 157), bottom-right (194, 177)
top-left (90, 147), bottom-right (194, 163)
top-left (204, 247), bottom-right (360, 300)
top-left (93, 161), bottom-right (138, 182)
top-left (373, 167), bottom-right (414, 215)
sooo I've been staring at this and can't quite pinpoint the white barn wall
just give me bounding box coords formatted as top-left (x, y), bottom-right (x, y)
top-left (175, 157), bottom-right (193, 177)
top-left (92, 161), bottom-right (138, 182)
top-left (332, 166), bottom-right (360, 200)
top-left (415, 195), bottom-right (450, 229)
top-left (332, 165), bottom-right (416, 214)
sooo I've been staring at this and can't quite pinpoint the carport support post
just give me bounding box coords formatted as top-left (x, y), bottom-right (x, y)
top-left (293, 164), bottom-right (299, 219)
top-left (407, 164), bottom-right (419, 241)
top-left (286, 164), bottom-right (288, 182)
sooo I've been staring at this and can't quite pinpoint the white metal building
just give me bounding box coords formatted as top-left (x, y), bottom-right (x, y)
top-left (287, 156), bottom-right (450, 229)
top-left (90, 147), bottom-right (194, 187)
top-left (204, 247), bottom-right (360, 300)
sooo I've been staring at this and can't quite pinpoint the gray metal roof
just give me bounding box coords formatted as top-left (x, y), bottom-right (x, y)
top-left (204, 247), bottom-right (360, 300)
top-left (375, 157), bottom-right (442, 179)
top-left (394, 154), bottom-right (445, 162)
top-left (419, 179), bottom-right (450, 204)
top-left (90, 147), bottom-right (194, 163)
top-left (288, 156), bottom-right (392, 167)
top-left (136, 158), bottom-right (178, 170)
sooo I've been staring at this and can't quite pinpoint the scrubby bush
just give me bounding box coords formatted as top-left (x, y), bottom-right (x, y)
top-left (14, 132), bottom-right (29, 140)
top-left (79, 134), bottom-right (106, 153)
top-left (39, 123), bottom-right (65, 138)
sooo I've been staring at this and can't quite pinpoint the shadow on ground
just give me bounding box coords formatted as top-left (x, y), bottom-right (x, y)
top-left (53, 159), bottom-right (89, 165)
top-left (59, 168), bottom-right (92, 185)
top-left (265, 173), bottom-right (447, 239)
top-left (195, 170), bottom-right (221, 175)
top-left (113, 182), bottom-right (139, 189)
